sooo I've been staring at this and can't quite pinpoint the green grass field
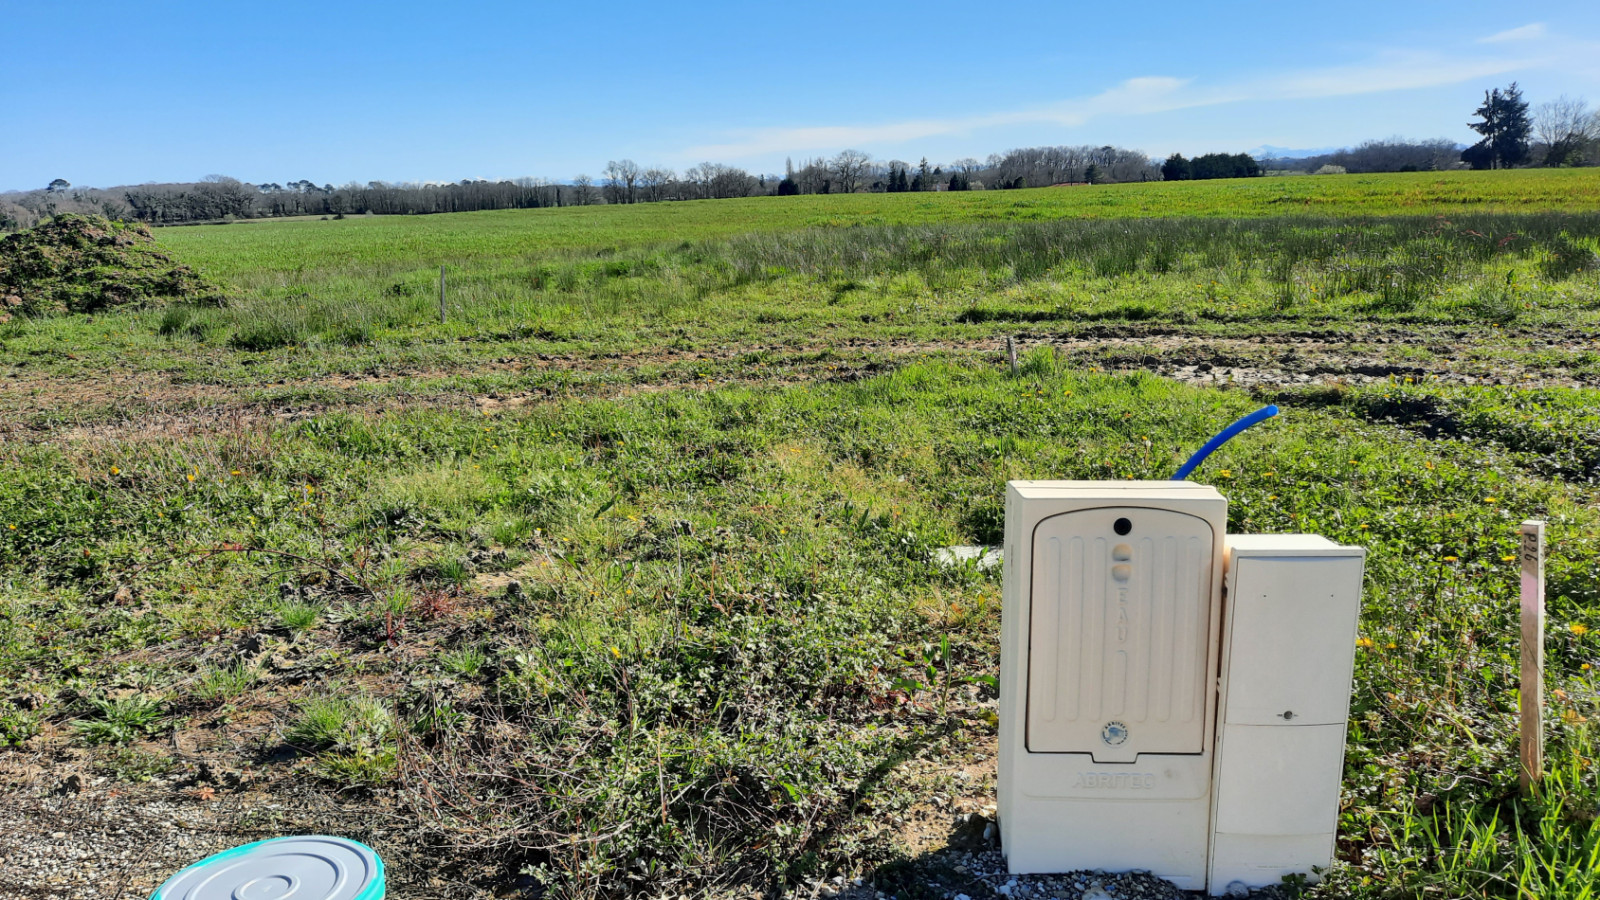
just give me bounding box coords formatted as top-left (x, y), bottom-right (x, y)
top-left (159, 169), bottom-right (1600, 280)
top-left (3, 171), bottom-right (1600, 899)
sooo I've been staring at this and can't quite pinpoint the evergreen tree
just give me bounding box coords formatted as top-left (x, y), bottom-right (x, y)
top-left (777, 176), bottom-right (799, 196)
top-left (917, 157), bottom-right (931, 191)
top-left (1084, 163), bottom-right (1102, 184)
top-left (1161, 154), bottom-right (1190, 181)
top-left (1465, 82), bottom-right (1532, 169)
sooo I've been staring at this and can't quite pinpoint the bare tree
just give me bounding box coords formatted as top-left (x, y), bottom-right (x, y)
top-left (603, 159), bottom-right (641, 203)
top-left (572, 174), bottom-right (596, 205)
top-left (830, 149), bottom-right (872, 193)
top-left (683, 164), bottom-right (709, 199)
top-left (707, 164), bottom-right (758, 198)
top-left (1535, 96), bottom-right (1598, 166)
top-left (640, 167), bottom-right (674, 202)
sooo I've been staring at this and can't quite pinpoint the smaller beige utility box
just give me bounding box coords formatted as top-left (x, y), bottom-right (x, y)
top-left (1208, 535), bottom-right (1365, 894)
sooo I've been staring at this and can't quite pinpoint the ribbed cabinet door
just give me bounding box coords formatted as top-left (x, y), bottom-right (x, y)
top-left (1027, 508), bottom-right (1215, 760)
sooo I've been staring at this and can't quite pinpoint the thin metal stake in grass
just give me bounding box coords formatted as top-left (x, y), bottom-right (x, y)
top-left (1006, 336), bottom-right (1017, 375)
top-left (1520, 519), bottom-right (1546, 795)
top-left (439, 265), bottom-right (447, 324)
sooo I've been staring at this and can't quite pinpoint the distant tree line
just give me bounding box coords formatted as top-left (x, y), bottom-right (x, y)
top-left (1262, 87), bottom-right (1599, 175)
top-left (1, 144), bottom-right (1167, 230)
top-left (1264, 139), bottom-right (1463, 174)
top-left (5, 84), bottom-right (1596, 231)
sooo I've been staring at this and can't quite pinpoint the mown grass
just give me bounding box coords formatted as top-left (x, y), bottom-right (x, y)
top-left (2, 359), bottom-right (1598, 897)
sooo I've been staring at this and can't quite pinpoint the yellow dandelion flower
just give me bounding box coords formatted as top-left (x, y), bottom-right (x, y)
top-left (186, 473), bottom-right (195, 483)
top-left (1583, 663), bottom-right (1592, 670)
top-left (1502, 555), bottom-right (1516, 562)
top-left (1360, 524), bottom-right (1370, 530)
top-left (1386, 642), bottom-right (1397, 650)
top-left (1572, 624), bottom-right (1590, 636)
top-left (230, 469), bottom-right (242, 476)
top-left (609, 646), bottom-right (621, 658)
top-left (1218, 469), bottom-right (1232, 478)
top-left (1484, 498), bottom-right (1497, 504)
top-left (1443, 556), bottom-right (1458, 562)
top-left (1355, 637), bottom-right (1374, 648)
top-left (7, 524), bottom-right (15, 530)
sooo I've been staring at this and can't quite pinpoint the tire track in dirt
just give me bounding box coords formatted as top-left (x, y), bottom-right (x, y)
top-left (4, 328), bottom-right (1595, 444)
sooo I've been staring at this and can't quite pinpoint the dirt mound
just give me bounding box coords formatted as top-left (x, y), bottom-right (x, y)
top-left (0, 213), bottom-right (219, 321)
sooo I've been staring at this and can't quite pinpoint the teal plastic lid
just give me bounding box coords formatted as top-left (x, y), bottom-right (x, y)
top-left (150, 836), bottom-right (384, 900)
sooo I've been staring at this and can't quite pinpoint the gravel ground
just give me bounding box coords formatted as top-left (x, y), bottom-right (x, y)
top-left (802, 845), bottom-right (1304, 900)
top-left (0, 771), bottom-right (487, 900)
top-left (0, 777), bottom-right (1319, 900)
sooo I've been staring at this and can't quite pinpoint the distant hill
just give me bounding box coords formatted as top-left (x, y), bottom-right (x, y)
top-left (1248, 144), bottom-right (1342, 160)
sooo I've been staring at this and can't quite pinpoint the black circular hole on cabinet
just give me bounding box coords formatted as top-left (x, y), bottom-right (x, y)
top-left (1113, 517), bottom-right (1132, 535)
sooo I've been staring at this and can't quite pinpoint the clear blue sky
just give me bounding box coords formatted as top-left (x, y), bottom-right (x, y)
top-left (3, 0), bottom-right (1598, 191)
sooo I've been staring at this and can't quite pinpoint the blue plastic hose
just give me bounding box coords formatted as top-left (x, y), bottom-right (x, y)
top-left (1171, 405), bottom-right (1280, 480)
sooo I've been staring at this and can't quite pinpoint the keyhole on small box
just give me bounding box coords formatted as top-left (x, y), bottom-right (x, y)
top-left (1281, 710), bottom-right (1295, 720)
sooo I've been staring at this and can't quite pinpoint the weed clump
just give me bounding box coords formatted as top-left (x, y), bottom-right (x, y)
top-left (73, 695), bottom-right (165, 746)
top-left (286, 695), bottom-right (398, 784)
top-left (0, 213), bottom-right (220, 320)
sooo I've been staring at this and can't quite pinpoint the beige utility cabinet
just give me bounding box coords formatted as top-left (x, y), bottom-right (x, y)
top-left (998, 481), bottom-right (1228, 890)
top-left (997, 483), bottom-right (1365, 895)
top-left (1208, 535), bottom-right (1366, 894)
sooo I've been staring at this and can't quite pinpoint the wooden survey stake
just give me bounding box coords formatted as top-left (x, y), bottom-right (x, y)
top-left (1520, 520), bottom-right (1546, 794)
top-left (439, 266), bottom-right (447, 324)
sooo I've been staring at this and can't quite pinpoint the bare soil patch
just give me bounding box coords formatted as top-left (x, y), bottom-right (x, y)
top-left (5, 327), bottom-right (1592, 445)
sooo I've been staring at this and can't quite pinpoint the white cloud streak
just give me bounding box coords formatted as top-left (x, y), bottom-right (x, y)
top-left (679, 25), bottom-right (1581, 162)
top-left (1479, 23), bottom-right (1547, 43)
